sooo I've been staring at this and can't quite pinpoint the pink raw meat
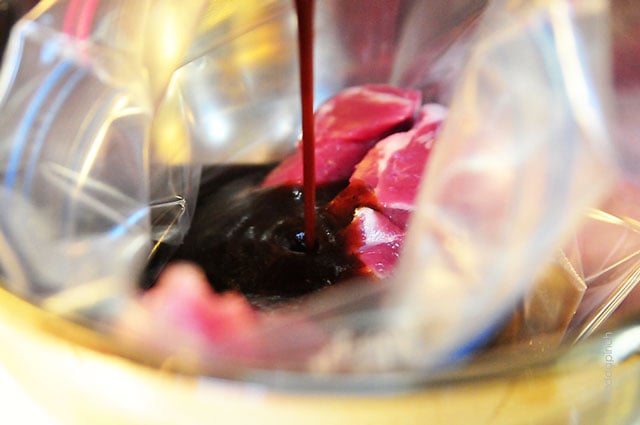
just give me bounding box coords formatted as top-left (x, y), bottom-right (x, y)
top-left (343, 207), bottom-right (404, 278)
top-left (333, 104), bottom-right (447, 278)
top-left (130, 262), bottom-right (330, 363)
top-left (263, 85), bottom-right (421, 187)
top-left (140, 262), bottom-right (258, 349)
top-left (332, 103), bottom-right (447, 229)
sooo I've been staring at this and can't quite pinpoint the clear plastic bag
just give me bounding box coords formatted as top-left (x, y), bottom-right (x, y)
top-left (378, 0), bottom-right (617, 370)
top-left (0, 0), bottom-right (637, 375)
top-left (476, 0), bottom-right (640, 351)
top-left (170, 0), bottom-right (486, 165)
top-left (231, 0), bottom-right (617, 373)
top-left (0, 0), bottom-right (207, 311)
top-left (0, 19), bottom-right (151, 306)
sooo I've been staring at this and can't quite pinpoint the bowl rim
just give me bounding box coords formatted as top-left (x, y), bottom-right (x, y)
top-left (2, 281), bottom-right (638, 395)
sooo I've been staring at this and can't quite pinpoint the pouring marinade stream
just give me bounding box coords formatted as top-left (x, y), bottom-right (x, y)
top-left (295, 0), bottom-right (317, 252)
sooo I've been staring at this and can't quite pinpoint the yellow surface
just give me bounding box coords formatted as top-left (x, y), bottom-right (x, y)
top-left (0, 287), bottom-right (639, 425)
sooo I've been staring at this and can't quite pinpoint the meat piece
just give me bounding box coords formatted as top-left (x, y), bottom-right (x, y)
top-left (364, 103), bottom-right (446, 228)
top-left (127, 262), bottom-right (330, 364)
top-left (331, 103), bottom-right (447, 229)
top-left (330, 104), bottom-right (446, 278)
top-left (263, 85), bottom-right (421, 187)
top-left (343, 207), bottom-right (404, 278)
top-left (140, 262), bottom-right (258, 349)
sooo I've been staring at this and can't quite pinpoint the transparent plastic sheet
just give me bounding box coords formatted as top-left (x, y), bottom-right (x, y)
top-left (171, 0), bottom-right (485, 165)
top-left (494, 186), bottom-right (640, 351)
top-left (0, 0), bottom-right (207, 312)
top-left (488, 0), bottom-right (640, 351)
top-left (0, 0), bottom-right (636, 377)
top-left (305, 0), bottom-right (618, 372)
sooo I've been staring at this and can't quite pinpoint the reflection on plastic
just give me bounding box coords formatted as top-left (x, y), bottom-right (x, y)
top-left (309, 0), bottom-right (618, 372)
top-left (0, 0), bottom-right (207, 311)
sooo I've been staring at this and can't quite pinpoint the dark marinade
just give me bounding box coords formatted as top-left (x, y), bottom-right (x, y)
top-left (143, 164), bottom-right (363, 304)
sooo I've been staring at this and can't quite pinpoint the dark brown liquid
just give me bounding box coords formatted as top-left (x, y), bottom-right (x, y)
top-left (295, 0), bottom-right (316, 251)
top-left (141, 3), bottom-right (358, 303)
top-left (167, 165), bottom-right (361, 304)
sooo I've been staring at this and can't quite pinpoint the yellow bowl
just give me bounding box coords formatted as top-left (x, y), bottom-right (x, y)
top-left (1, 284), bottom-right (639, 425)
